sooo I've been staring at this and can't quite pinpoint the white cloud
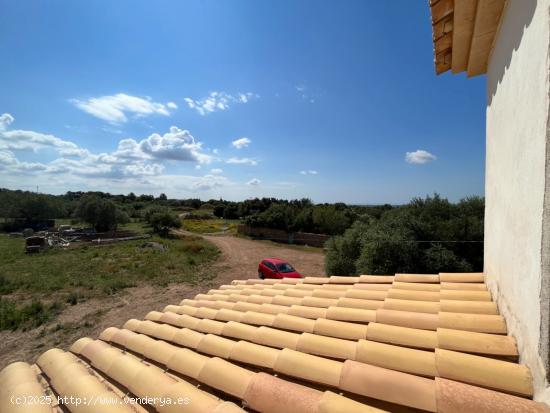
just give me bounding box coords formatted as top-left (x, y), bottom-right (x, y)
top-left (247, 178), bottom-right (261, 186)
top-left (300, 170), bottom-right (318, 175)
top-left (137, 126), bottom-right (212, 163)
top-left (0, 116), bottom-right (213, 182)
top-left (184, 91), bottom-right (257, 115)
top-left (232, 137), bottom-right (251, 149)
top-left (0, 129), bottom-right (80, 152)
top-left (191, 174), bottom-right (228, 191)
top-left (405, 149), bottom-right (437, 165)
top-left (0, 116), bottom-right (287, 198)
top-left (226, 157), bottom-right (258, 166)
top-left (71, 93), bottom-right (176, 123)
top-left (0, 113), bottom-right (14, 131)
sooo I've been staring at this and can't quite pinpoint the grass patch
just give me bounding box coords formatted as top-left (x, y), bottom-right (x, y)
top-left (0, 233), bottom-right (219, 329)
top-left (183, 219), bottom-right (238, 234)
top-left (0, 298), bottom-right (63, 330)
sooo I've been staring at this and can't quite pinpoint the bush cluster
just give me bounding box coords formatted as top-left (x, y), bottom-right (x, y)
top-left (325, 195), bottom-right (484, 275)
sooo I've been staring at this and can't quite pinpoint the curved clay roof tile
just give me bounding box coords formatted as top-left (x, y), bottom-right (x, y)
top-left (274, 348), bottom-right (344, 387)
top-left (356, 339), bottom-right (438, 378)
top-left (337, 297), bottom-right (383, 310)
top-left (340, 360), bottom-right (437, 412)
top-left (434, 377), bottom-right (548, 413)
top-left (243, 372), bottom-right (322, 413)
top-left (221, 321), bottom-right (258, 341)
top-left (435, 349), bottom-right (533, 397)
top-left (198, 357), bottom-right (254, 399)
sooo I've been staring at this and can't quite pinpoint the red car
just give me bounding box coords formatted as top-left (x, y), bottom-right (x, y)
top-left (258, 258), bottom-right (302, 279)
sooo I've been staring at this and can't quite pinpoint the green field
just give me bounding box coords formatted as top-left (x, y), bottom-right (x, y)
top-left (0, 233), bottom-right (218, 330)
top-left (183, 219), bottom-right (238, 234)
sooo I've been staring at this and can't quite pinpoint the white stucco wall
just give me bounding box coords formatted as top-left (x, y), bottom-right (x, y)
top-left (485, 0), bottom-right (550, 402)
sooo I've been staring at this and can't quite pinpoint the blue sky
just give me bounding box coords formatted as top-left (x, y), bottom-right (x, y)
top-left (0, 0), bottom-right (486, 203)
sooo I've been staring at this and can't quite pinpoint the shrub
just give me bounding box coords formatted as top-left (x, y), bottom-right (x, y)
top-left (73, 195), bottom-right (125, 231)
top-left (325, 194), bottom-right (484, 275)
top-left (0, 298), bottom-right (63, 330)
top-left (145, 207), bottom-right (181, 235)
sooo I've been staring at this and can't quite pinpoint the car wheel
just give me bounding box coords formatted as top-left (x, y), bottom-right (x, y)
top-left (258, 271), bottom-right (265, 279)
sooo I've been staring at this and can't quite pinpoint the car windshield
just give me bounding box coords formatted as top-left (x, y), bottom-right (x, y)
top-left (276, 263), bottom-right (295, 273)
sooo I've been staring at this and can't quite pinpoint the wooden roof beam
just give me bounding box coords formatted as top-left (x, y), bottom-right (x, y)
top-left (467, 0), bottom-right (506, 77)
top-left (452, 0), bottom-right (479, 73)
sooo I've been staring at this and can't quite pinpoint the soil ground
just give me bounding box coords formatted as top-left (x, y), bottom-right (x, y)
top-left (0, 233), bottom-right (325, 369)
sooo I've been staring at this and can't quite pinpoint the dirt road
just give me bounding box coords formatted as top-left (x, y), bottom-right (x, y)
top-left (0, 234), bottom-right (325, 370)
top-left (199, 233), bottom-right (326, 285)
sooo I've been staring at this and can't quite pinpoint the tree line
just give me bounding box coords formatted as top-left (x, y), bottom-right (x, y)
top-left (0, 188), bottom-right (484, 273)
top-left (0, 189), bottom-right (182, 234)
top-left (325, 194), bottom-right (484, 275)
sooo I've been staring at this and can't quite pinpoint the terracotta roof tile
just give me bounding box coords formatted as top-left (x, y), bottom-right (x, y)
top-left (439, 272), bottom-right (485, 283)
top-left (314, 318), bottom-right (368, 340)
top-left (359, 275), bottom-right (395, 283)
top-left (229, 340), bottom-right (280, 368)
top-left (242, 372), bottom-right (322, 413)
top-left (387, 289), bottom-right (441, 302)
top-left (437, 328), bottom-right (518, 357)
top-left (296, 332), bottom-right (357, 360)
top-left (303, 277), bottom-right (330, 284)
top-left (383, 298), bottom-right (441, 314)
top-left (326, 306), bottom-right (377, 323)
top-left (337, 297), bottom-right (384, 310)
top-left (288, 304), bottom-right (328, 319)
top-left (259, 303), bottom-right (289, 314)
top-left (375, 308), bottom-right (439, 330)
top-left (199, 357), bottom-right (254, 398)
top-left (393, 282), bottom-right (441, 292)
top-left (269, 295), bottom-right (300, 306)
top-left (166, 347), bottom-right (208, 378)
top-left (273, 312), bottom-right (316, 332)
top-left (353, 283), bottom-right (393, 291)
top-left (274, 348), bottom-right (344, 387)
top-left (329, 276), bottom-right (361, 284)
top-left (345, 289), bottom-right (388, 301)
top-left (0, 362), bottom-right (52, 413)
top-left (440, 282), bottom-right (487, 291)
top-left (340, 360), bottom-right (437, 411)
top-left (3, 272), bottom-right (548, 413)
top-left (197, 334), bottom-right (235, 358)
top-left (366, 322), bottom-right (438, 349)
top-left (222, 321), bottom-right (258, 341)
top-left (356, 339), bottom-right (438, 378)
top-left (312, 289), bottom-right (348, 299)
top-left (438, 312), bottom-right (507, 334)
top-left (255, 326), bottom-right (300, 349)
top-left (302, 296), bottom-right (339, 308)
top-left (435, 349), bottom-right (533, 397)
top-left (435, 377), bottom-right (549, 413)
top-left (320, 283), bottom-right (352, 290)
top-left (318, 390), bottom-right (387, 413)
top-left (394, 274), bottom-right (440, 283)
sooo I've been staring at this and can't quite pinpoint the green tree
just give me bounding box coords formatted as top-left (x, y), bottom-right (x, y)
top-left (73, 195), bottom-right (122, 231)
top-left (149, 210), bottom-right (181, 235)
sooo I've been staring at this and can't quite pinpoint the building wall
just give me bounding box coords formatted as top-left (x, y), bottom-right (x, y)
top-left (485, 0), bottom-right (550, 402)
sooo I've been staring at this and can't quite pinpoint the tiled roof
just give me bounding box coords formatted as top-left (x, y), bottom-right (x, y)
top-left (1, 272), bottom-right (549, 412)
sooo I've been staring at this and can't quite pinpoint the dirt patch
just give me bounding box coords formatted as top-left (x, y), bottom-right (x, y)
top-left (0, 234), bottom-right (325, 370)
top-left (199, 233), bottom-right (325, 284)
